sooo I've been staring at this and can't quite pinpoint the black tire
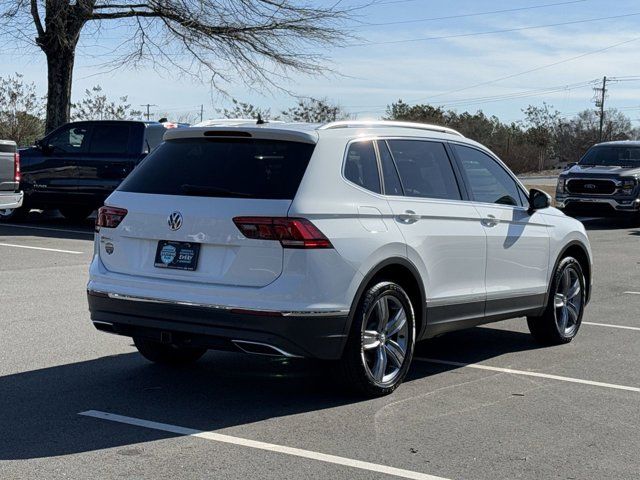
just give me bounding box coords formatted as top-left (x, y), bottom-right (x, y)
top-left (0, 204), bottom-right (30, 222)
top-left (59, 206), bottom-right (94, 223)
top-left (133, 337), bottom-right (207, 366)
top-left (527, 256), bottom-right (586, 345)
top-left (341, 281), bottom-right (416, 397)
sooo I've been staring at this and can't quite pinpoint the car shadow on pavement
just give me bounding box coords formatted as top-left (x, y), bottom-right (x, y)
top-left (0, 326), bottom-right (541, 461)
top-left (0, 209), bottom-right (95, 240)
top-left (577, 216), bottom-right (639, 231)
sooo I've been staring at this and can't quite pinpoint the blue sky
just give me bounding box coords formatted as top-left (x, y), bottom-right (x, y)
top-left (3, 0), bottom-right (640, 123)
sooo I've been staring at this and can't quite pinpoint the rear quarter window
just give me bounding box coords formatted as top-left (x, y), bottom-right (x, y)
top-left (344, 141), bottom-right (381, 194)
top-left (118, 138), bottom-right (315, 200)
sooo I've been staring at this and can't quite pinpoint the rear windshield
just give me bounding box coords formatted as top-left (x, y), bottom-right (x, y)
top-left (118, 138), bottom-right (315, 199)
top-left (0, 143), bottom-right (16, 153)
top-left (580, 146), bottom-right (640, 167)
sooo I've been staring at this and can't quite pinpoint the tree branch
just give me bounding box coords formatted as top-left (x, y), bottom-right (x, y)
top-left (30, 0), bottom-right (44, 40)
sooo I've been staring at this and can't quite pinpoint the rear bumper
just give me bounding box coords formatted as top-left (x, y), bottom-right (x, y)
top-left (87, 290), bottom-right (350, 360)
top-left (0, 191), bottom-right (23, 210)
top-left (556, 195), bottom-right (640, 214)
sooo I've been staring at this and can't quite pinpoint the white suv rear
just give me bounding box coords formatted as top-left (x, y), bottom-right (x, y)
top-left (88, 120), bottom-right (592, 396)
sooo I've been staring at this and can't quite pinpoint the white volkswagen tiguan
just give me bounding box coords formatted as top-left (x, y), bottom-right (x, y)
top-left (88, 120), bottom-right (592, 396)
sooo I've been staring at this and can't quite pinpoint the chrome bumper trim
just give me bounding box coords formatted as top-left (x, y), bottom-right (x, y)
top-left (557, 197), bottom-right (640, 210)
top-left (88, 289), bottom-right (349, 318)
top-left (0, 191), bottom-right (23, 209)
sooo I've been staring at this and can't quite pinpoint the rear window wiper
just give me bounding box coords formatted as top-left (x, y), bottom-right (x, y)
top-left (180, 184), bottom-right (252, 198)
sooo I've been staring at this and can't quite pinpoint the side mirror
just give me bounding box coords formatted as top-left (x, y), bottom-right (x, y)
top-left (528, 188), bottom-right (551, 213)
top-left (564, 162), bottom-right (577, 170)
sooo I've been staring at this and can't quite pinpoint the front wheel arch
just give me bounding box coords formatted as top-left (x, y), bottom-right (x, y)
top-left (543, 241), bottom-right (591, 309)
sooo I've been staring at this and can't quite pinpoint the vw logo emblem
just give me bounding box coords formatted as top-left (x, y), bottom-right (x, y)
top-left (167, 211), bottom-right (183, 231)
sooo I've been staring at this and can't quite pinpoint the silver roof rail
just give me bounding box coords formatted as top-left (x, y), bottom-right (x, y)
top-left (193, 118), bottom-right (287, 127)
top-left (319, 120), bottom-right (464, 137)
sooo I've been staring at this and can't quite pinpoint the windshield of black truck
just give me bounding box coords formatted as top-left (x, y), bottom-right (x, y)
top-left (118, 138), bottom-right (315, 200)
top-left (580, 146), bottom-right (640, 167)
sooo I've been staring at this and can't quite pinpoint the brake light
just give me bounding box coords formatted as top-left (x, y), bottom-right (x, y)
top-left (96, 206), bottom-right (128, 231)
top-left (14, 152), bottom-right (20, 182)
top-left (233, 217), bottom-right (332, 249)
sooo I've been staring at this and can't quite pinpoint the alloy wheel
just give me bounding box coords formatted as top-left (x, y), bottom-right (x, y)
top-left (554, 265), bottom-right (583, 337)
top-left (361, 294), bottom-right (409, 386)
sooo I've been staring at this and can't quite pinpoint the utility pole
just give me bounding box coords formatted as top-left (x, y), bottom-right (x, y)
top-left (200, 104), bottom-right (204, 123)
top-left (140, 104), bottom-right (157, 121)
top-left (593, 76), bottom-right (608, 142)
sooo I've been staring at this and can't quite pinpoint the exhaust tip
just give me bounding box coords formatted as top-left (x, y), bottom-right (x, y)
top-left (232, 340), bottom-right (300, 358)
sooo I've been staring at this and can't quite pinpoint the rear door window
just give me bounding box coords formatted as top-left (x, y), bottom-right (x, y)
top-left (377, 141), bottom-right (403, 196)
top-left (118, 138), bottom-right (315, 199)
top-left (387, 140), bottom-right (461, 200)
top-left (89, 124), bottom-right (131, 155)
top-left (344, 141), bottom-right (381, 194)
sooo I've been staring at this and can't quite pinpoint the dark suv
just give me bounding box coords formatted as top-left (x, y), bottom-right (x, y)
top-left (1, 120), bottom-right (171, 222)
top-left (556, 141), bottom-right (640, 217)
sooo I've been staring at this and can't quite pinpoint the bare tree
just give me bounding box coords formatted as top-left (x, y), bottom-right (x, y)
top-left (0, 1), bottom-right (355, 133)
top-left (218, 98), bottom-right (271, 121)
top-left (0, 73), bottom-right (44, 146)
top-left (72, 85), bottom-right (142, 120)
top-left (281, 97), bottom-right (348, 123)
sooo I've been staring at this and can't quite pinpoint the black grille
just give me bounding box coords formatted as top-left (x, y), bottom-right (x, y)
top-left (567, 179), bottom-right (616, 195)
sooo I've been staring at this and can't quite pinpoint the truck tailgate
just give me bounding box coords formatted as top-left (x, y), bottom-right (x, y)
top-left (0, 141), bottom-right (18, 192)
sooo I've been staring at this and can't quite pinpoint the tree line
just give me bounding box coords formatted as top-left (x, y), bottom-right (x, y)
top-left (385, 100), bottom-right (639, 173)
top-left (1, 72), bottom-right (637, 173)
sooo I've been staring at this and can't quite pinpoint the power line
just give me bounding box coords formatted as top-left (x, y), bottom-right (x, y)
top-left (356, 0), bottom-right (587, 28)
top-left (140, 103), bottom-right (157, 121)
top-left (345, 79), bottom-right (599, 113)
top-left (593, 76), bottom-right (608, 142)
top-left (407, 35), bottom-right (640, 104)
top-left (349, 11), bottom-right (640, 46)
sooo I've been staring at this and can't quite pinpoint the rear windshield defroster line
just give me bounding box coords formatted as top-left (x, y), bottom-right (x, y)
top-left (118, 138), bottom-right (315, 200)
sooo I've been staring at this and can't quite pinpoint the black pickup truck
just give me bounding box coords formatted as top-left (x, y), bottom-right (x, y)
top-left (0, 120), bottom-right (171, 222)
top-left (556, 141), bottom-right (640, 217)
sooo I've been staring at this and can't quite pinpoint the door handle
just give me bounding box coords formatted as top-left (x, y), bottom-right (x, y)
top-left (482, 214), bottom-right (499, 227)
top-left (397, 210), bottom-right (420, 224)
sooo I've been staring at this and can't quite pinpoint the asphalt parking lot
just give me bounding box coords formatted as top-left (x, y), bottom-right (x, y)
top-left (1, 211), bottom-right (639, 480)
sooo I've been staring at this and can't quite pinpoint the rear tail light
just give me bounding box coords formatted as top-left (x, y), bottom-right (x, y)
top-left (14, 152), bottom-right (20, 183)
top-left (233, 217), bottom-right (332, 249)
top-left (96, 206), bottom-right (128, 231)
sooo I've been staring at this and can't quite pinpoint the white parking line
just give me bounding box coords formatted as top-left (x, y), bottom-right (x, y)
top-left (0, 243), bottom-right (84, 255)
top-left (0, 223), bottom-right (93, 235)
top-left (623, 291), bottom-right (640, 295)
top-left (415, 358), bottom-right (640, 393)
top-left (583, 321), bottom-right (640, 332)
top-left (80, 410), bottom-right (452, 480)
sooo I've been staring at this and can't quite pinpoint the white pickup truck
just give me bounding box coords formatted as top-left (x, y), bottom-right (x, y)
top-left (0, 140), bottom-right (23, 217)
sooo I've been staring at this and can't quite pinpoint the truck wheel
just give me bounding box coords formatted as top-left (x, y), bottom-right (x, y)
top-left (133, 337), bottom-right (207, 366)
top-left (59, 206), bottom-right (95, 223)
top-left (0, 205), bottom-right (30, 222)
top-left (341, 281), bottom-right (415, 397)
top-left (527, 256), bottom-right (586, 345)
